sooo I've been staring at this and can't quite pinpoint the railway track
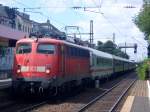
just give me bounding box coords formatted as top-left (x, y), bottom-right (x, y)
top-left (78, 77), bottom-right (136, 112)
top-left (30, 72), bottom-right (136, 112)
top-left (0, 72), bottom-right (136, 112)
top-left (0, 97), bottom-right (50, 112)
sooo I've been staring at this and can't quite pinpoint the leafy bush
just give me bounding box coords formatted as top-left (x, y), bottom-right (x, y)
top-left (136, 58), bottom-right (150, 80)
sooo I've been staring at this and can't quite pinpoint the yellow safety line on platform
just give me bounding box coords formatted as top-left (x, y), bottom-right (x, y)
top-left (147, 80), bottom-right (150, 100)
top-left (120, 96), bottom-right (135, 112)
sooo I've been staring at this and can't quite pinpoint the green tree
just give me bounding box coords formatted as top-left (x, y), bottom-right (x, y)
top-left (97, 41), bottom-right (103, 51)
top-left (134, 2), bottom-right (150, 40)
top-left (102, 40), bottom-right (117, 54)
top-left (96, 40), bottom-right (129, 59)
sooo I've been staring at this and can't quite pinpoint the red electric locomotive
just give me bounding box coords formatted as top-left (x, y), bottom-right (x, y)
top-left (12, 36), bottom-right (90, 94)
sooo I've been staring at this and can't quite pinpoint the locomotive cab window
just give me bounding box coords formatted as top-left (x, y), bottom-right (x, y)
top-left (37, 44), bottom-right (55, 54)
top-left (16, 43), bottom-right (31, 54)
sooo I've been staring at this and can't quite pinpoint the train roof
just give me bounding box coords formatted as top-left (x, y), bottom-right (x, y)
top-left (112, 55), bottom-right (134, 63)
top-left (113, 55), bottom-right (128, 62)
top-left (63, 40), bottom-right (113, 60)
top-left (17, 37), bottom-right (64, 44)
top-left (63, 40), bottom-right (89, 50)
top-left (88, 48), bottom-right (113, 59)
top-left (17, 37), bottom-right (134, 63)
top-left (17, 37), bottom-right (89, 49)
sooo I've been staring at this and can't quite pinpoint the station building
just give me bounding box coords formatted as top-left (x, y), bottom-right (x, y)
top-left (0, 4), bottom-right (64, 77)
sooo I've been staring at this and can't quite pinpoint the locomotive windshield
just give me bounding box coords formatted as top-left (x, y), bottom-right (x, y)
top-left (37, 43), bottom-right (55, 54)
top-left (16, 43), bottom-right (31, 54)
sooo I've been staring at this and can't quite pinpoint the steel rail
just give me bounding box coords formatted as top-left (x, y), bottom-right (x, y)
top-left (109, 79), bottom-right (136, 112)
top-left (78, 78), bottom-right (136, 112)
top-left (17, 76), bottom-right (136, 112)
top-left (17, 101), bottom-right (48, 112)
top-left (19, 78), bottom-right (128, 112)
top-left (78, 78), bottom-right (128, 112)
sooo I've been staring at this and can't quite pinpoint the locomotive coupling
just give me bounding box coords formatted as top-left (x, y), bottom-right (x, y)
top-left (95, 80), bottom-right (100, 88)
top-left (30, 82), bottom-right (34, 93)
top-left (39, 87), bottom-right (44, 93)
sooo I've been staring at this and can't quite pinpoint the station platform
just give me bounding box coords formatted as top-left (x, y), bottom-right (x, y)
top-left (0, 78), bottom-right (12, 89)
top-left (0, 70), bottom-right (11, 80)
top-left (120, 80), bottom-right (150, 112)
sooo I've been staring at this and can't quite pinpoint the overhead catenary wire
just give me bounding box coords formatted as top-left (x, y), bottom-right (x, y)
top-left (93, 0), bottom-right (129, 39)
top-left (10, 0), bottom-right (147, 48)
top-left (12, 0), bottom-right (30, 8)
top-left (11, 0), bottom-right (67, 31)
top-left (74, 0), bottom-right (126, 40)
top-left (10, 0), bottom-right (86, 37)
top-left (87, 0), bottom-right (147, 58)
top-left (131, 36), bottom-right (147, 47)
top-left (90, 0), bottom-right (147, 48)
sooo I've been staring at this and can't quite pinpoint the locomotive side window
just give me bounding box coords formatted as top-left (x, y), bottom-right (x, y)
top-left (37, 44), bottom-right (55, 54)
top-left (16, 43), bottom-right (31, 54)
top-left (67, 46), bottom-right (89, 58)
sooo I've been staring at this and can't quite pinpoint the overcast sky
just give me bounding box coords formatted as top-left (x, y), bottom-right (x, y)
top-left (0, 0), bottom-right (147, 62)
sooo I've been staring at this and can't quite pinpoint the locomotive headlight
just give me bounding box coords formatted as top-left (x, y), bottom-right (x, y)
top-left (17, 69), bottom-right (21, 73)
top-left (17, 65), bottom-right (21, 73)
top-left (45, 69), bottom-right (50, 74)
top-left (45, 64), bottom-right (51, 74)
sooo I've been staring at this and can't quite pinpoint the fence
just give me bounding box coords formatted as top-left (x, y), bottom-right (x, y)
top-left (0, 47), bottom-right (14, 79)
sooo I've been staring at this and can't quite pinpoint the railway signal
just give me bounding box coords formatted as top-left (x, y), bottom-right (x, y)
top-left (118, 43), bottom-right (138, 54)
top-left (134, 44), bottom-right (137, 54)
top-left (148, 44), bottom-right (150, 57)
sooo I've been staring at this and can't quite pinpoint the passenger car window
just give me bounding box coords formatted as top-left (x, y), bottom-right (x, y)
top-left (37, 44), bottom-right (55, 54)
top-left (16, 43), bottom-right (31, 54)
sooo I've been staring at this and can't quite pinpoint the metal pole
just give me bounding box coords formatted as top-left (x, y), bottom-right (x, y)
top-left (112, 33), bottom-right (115, 54)
top-left (90, 20), bottom-right (93, 47)
top-left (113, 33), bottom-right (115, 44)
top-left (125, 42), bottom-right (126, 54)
